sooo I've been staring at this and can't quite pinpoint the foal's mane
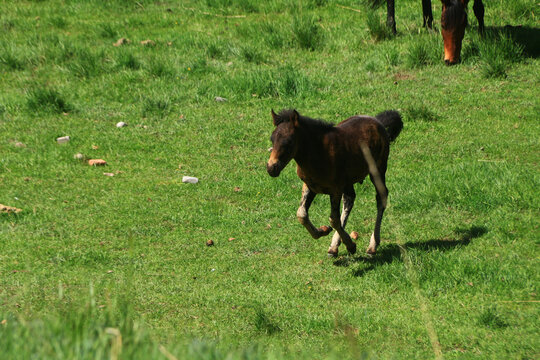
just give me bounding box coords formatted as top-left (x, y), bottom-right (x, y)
top-left (275, 109), bottom-right (335, 131)
top-left (441, 0), bottom-right (468, 29)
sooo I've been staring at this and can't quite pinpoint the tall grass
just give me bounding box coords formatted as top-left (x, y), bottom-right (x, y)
top-left (217, 65), bottom-right (314, 100)
top-left (292, 14), bottom-right (324, 51)
top-left (406, 34), bottom-right (441, 68)
top-left (26, 87), bottom-right (73, 113)
top-left (478, 32), bottom-right (524, 78)
top-left (366, 10), bottom-right (393, 42)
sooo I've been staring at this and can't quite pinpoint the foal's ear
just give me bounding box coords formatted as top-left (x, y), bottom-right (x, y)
top-left (271, 109), bottom-right (278, 126)
top-left (292, 109), bottom-right (300, 127)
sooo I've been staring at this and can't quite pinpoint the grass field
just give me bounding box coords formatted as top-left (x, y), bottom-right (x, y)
top-left (1, 0), bottom-right (539, 359)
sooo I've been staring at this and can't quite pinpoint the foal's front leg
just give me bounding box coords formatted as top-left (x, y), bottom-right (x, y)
top-left (297, 183), bottom-right (333, 239)
top-left (329, 194), bottom-right (357, 255)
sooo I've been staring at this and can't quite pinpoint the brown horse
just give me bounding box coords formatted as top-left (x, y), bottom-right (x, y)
top-left (267, 109), bottom-right (403, 257)
top-left (370, 0), bottom-right (485, 64)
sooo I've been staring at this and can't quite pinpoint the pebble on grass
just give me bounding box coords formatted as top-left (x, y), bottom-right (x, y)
top-left (206, 239), bottom-right (214, 246)
top-left (88, 159), bottom-right (107, 166)
top-left (56, 136), bottom-right (70, 144)
top-left (182, 176), bottom-right (198, 184)
top-left (0, 204), bottom-right (22, 213)
top-left (113, 38), bottom-right (130, 46)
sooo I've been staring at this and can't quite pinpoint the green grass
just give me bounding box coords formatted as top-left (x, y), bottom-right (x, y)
top-left (1, 0), bottom-right (539, 359)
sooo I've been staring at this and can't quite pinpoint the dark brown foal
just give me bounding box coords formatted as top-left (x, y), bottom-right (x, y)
top-left (267, 109), bottom-right (402, 257)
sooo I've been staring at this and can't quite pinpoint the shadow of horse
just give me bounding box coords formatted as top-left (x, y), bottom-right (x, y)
top-left (334, 225), bottom-right (488, 277)
top-left (489, 25), bottom-right (540, 58)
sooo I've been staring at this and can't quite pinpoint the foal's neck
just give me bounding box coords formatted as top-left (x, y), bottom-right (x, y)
top-left (294, 122), bottom-right (334, 167)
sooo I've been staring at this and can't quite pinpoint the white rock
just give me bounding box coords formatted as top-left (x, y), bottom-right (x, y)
top-left (182, 176), bottom-right (199, 184)
top-left (56, 136), bottom-right (70, 144)
top-left (214, 96), bottom-right (227, 102)
top-left (74, 153), bottom-right (84, 160)
top-left (116, 121), bottom-right (127, 128)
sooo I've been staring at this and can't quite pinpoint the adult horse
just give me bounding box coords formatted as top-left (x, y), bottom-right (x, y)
top-left (371, 0), bottom-right (485, 64)
top-left (266, 109), bottom-right (403, 257)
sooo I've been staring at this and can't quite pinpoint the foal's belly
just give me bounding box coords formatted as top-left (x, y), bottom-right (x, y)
top-left (298, 168), bottom-right (368, 195)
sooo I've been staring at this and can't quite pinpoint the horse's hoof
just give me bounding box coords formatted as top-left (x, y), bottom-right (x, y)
top-left (347, 242), bottom-right (357, 255)
top-left (327, 247), bottom-right (338, 257)
top-left (318, 225), bottom-right (333, 237)
top-left (366, 247), bottom-right (376, 255)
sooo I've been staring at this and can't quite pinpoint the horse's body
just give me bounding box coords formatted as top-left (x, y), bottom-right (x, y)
top-left (372, 0), bottom-right (485, 64)
top-left (267, 109), bottom-right (403, 257)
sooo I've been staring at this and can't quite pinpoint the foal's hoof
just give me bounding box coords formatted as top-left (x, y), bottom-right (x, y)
top-left (317, 225), bottom-right (333, 237)
top-left (366, 246), bottom-right (377, 255)
top-left (346, 242), bottom-right (357, 255)
top-left (327, 247), bottom-right (338, 258)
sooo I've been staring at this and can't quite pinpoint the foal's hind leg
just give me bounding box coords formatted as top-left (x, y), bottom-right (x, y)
top-left (329, 194), bottom-right (357, 255)
top-left (367, 172), bottom-right (388, 255)
top-left (297, 183), bottom-right (333, 239)
top-left (328, 186), bottom-right (356, 257)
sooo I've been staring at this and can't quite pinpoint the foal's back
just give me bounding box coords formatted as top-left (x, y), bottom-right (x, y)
top-left (326, 115), bottom-right (390, 185)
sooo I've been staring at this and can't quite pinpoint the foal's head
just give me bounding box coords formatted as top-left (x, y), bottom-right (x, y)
top-left (441, 0), bottom-right (468, 65)
top-left (267, 109), bottom-right (300, 177)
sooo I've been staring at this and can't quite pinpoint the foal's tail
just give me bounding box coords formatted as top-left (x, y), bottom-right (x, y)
top-left (376, 110), bottom-right (403, 142)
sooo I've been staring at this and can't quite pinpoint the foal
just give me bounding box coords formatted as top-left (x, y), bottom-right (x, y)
top-left (267, 109), bottom-right (403, 257)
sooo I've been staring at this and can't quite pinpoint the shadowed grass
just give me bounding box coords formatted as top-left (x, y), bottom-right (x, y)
top-left (366, 10), bottom-right (394, 41)
top-left (26, 87), bottom-right (73, 113)
top-left (478, 32), bottom-right (524, 78)
top-left (292, 14), bottom-right (324, 51)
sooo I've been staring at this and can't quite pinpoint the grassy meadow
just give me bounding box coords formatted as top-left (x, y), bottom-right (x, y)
top-left (1, 0), bottom-right (539, 358)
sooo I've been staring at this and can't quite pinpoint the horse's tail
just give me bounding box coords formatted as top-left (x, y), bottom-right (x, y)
top-left (376, 110), bottom-right (403, 142)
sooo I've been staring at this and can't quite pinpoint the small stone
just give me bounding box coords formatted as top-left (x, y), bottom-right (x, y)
top-left (182, 176), bottom-right (199, 184)
top-left (206, 239), bottom-right (214, 246)
top-left (0, 204), bottom-right (22, 213)
top-left (14, 142), bottom-right (26, 148)
top-left (234, 187), bottom-right (241, 192)
top-left (140, 39), bottom-right (155, 46)
top-left (113, 38), bottom-right (130, 47)
top-left (215, 96), bottom-right (227, 102)
top-left (56, 136), bottom-right (70, 144)
top-left (88, 159), bottom-right (107, 166)
top-left (74, 153), bottom-right (85, 160)
top-left (103, 172), bottom-right (115, 177)
top-left (116, 121), bottom-right (127, 128)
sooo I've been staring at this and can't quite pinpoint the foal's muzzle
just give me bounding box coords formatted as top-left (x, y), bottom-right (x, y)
top-left (266, 162), bottom-right (282, 177)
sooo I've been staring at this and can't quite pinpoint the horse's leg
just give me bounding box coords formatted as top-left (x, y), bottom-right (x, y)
top-left (297, 183), bottom-right (333, 239)
top-left (473, 0), bottom-right (485, 34)
top-left (329, 194), bottom-right (357, 255)
top-left (367, 171), bottom-right (388, 255)
top-left (328, 186), bottom-right (356, 257)
top-left (422, 0), bottom-right (433, 29)
top-left (386, 0), bottom-right (397, 35)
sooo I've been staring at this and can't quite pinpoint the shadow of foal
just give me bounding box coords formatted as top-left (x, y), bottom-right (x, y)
top-left (334, 225), bottom-right (488, 277)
